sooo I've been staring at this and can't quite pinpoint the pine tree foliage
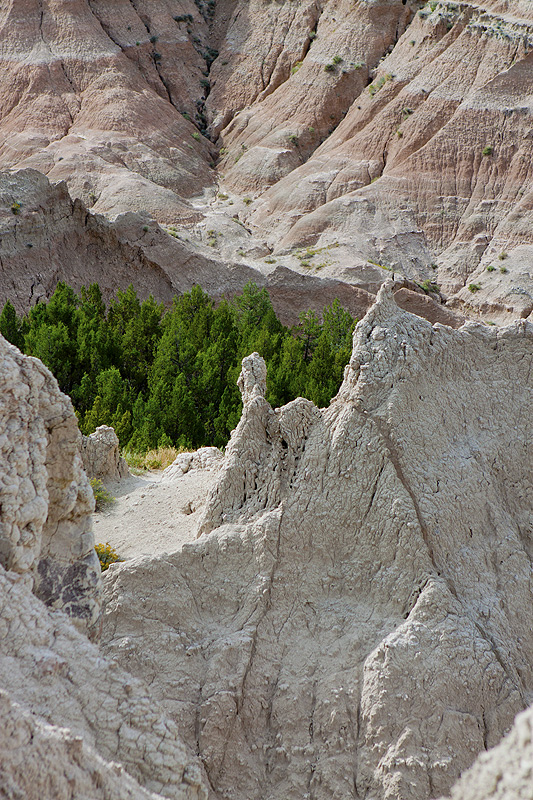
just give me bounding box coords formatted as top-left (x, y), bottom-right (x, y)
top-left (1, 282), bottom-right (356, 451)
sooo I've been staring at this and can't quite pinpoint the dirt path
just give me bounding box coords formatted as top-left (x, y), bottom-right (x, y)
top-left (93, 468), bottom-right (218, 561)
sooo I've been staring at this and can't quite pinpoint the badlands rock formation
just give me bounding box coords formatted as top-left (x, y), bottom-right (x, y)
top-left (443, 702), bottom-right (533, 800)
top-left (0, 334), bottom-right (209, 800)
top-left (101, 285), bottom-right (533, 800)
top-left (0, 168), bottom-right (462, 327)
top-left (1, 0), bottom-right (533, 322)
top-left (81, 424), bottom-right (130, 482)
top-left (0, 332), bottom-right (101, 635)
top-left (0, 169), bottom-right (258, 316)
top-left (0, 565), bottom-right (207, 800)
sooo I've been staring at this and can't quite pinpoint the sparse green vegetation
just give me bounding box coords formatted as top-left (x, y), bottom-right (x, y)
top-left (243, 197), bottom-right (252, 205)
top-left (498, 251), bottom-right (508, 260)
top-left (11, 202), bottom-right (21, 215)
top-left (291, 61), bottom-right (303, 74)
top-left (90, 479), bottom-right (115, 512)
top-left (217, 193), bottom-right (229, 200)
top-left (418, 280), bottom-right (440, 294)
top-left (332, 55), bottom-right (343, 65)
top-left (368, 259), bottom-right (392, 271)
top-left (94, 542), bottom-right (123, 571)
top-left (124, 446), bottom-right (181, 471)
top-left (288, 134), bottom-right (299, 146)
top-left (368, 73), bottom-right (393, 97)
top-left (486, 265), bottom-right (496, 272)
top-left (468, 283), bottom-right (481, 293)
top-left (482, 145), bottom-right (493, 156)
top-left (500, 266), bottom-right (508, 274)
top-left (324, 62), bottom-right (336, 73)
top-left (192, 131), bottom-right (201, 141)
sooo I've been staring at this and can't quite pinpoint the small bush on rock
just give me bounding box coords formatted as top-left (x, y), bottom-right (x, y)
top-left (95, 542), bottom-right (123, 571)
top-left (90, 478), bottom-right (115, 511)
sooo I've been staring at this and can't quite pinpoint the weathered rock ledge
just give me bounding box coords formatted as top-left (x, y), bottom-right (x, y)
top-left (101, 284), bottom-right (533, 800)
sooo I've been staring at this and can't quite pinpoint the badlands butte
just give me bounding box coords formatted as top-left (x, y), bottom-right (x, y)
top-left (1, 1), bottom-right (533, 800)
top-left (0, 0), bottom-right (532, 322)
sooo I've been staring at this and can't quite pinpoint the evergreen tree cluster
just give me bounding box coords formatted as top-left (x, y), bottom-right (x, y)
top-left (0, 282), bottom-right (356, 451)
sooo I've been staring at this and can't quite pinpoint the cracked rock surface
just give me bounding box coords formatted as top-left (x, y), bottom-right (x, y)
top-left (101, 284), bottom-right (533, 800)
top-left (81, 424), bottom-right (130, 482)
top-left (0, 566), bottom-right (207, 800)
top-left (0, 333), bottom-right (101, 635)
top-left (442, 701), bottom-right (533, 800)
top-left (0, 334), bottom-right (208, 800)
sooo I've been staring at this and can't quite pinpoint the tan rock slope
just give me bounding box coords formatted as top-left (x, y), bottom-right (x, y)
top-left (2, 0), bottom-right (533, 323)
top-left (0, 168), bottom-right (462, 327)
top-left (0, 0), bottom-right (215, 222)
top-left (101, 285), bottom-right (533, 800)
top-left (0, 169), bottom-right (259, 315)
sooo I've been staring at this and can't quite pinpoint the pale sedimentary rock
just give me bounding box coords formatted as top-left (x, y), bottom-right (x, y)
top-left (81, 425), bottom-right (129, 482)
top-left (443, 702), bottom-right (533, 800)
top-left (102, 284), bottom-right (533, 800)
top-left (161, 447), bottom-right (223, 483)
top-left (0, 566), bottom-right (207, 800)
top-left (0, 334), bottom-right (101, 635)
top-left (0, 690), bottom-right (163, 800)
top-left (0, 334), bottom-right (208, 800)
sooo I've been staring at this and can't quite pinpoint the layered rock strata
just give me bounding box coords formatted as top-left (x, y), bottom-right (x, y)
top-left (0, 169), bottom-right (463, 328)
top-left (2, 0), bottom-right (533, 322)
top-left (0, 169), bottom-right (258, 317)
top-left (101, 284), bottom-right (533, 800)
